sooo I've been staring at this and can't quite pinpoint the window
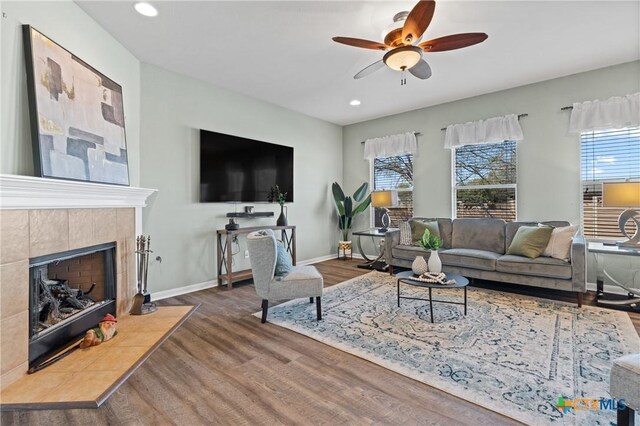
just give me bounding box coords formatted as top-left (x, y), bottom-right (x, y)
top-left (372, 154), bottom-right (413, 227)
top-left (453, 140), bottom-right (517, 220)
top-left (581, 127), bottom-right (640, 239)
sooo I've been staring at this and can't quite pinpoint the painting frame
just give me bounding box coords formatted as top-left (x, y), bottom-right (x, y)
top-left (22, 25), bottom-right (130, 186)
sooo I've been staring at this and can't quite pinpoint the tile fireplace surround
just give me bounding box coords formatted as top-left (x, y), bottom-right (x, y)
top-left (0, 175), bottom-right (156, 390)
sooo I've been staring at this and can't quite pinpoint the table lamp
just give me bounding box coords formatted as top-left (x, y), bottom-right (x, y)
top-left (602, 181), bottom-right (640, 247)
top-left (371, 190), bottom-right (398, 232)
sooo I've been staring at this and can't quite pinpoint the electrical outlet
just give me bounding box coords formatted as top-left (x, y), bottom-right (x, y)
top-left (245, 250), bottom-right (250, 258)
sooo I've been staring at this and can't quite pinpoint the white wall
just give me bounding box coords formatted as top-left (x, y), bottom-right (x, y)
top-left (140, 64), bottom-right (343, 294)
top-left (0, 1), bottom-right (141, 185)
top-left (344, 60), bottom-right (640, 285)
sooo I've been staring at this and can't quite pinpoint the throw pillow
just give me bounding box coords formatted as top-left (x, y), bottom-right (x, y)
top-left (274, 240), bottom-right (292, 276)
top-left (506, 226), bottom-right (554, 259)
top-left (409, 219), bottom-right (440, 245)
top-left (542, 224), bottom-right (578, 261)
top-left (399, 221), bottom-right (412, 245)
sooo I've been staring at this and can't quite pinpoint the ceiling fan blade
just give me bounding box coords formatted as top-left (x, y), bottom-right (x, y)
top-left (332, 37), bottom-right (388, 51)
top-left (354, 60), bottom-right (385, 79)
top-left (401, 0), bottom-right (436, 45)
top-left (419, 33), bottom-right (488, 52)
top-left (408, 59), bottom-right (432, 79)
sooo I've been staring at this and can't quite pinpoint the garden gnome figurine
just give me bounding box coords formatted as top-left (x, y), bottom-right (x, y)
top-left (80, 313), bottom-right (118, 348)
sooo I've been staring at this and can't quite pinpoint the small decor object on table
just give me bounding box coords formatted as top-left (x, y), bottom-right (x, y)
top-left (419, 229), bottom-right (444, 274)
top-left (268, 185), bottom-right (288, 226)
top-left (412, 256), bottom-right (428, 275)
top-left (79, 314), bottom-right (118, 348)
top-left (130, 235), bottom-right (158, 315)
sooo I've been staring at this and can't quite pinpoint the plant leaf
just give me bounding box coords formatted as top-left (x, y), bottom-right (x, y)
top-left (352, 182), bottom-right (369, 202)
top-left (332, 182), bottom-right (345, 201)
top-left (343, 196), bottom-right (353, 217)
top-left (352, 194), bottom-right (372, 215)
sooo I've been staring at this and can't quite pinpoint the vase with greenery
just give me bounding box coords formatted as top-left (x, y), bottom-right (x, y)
top-left (268, 185), bottom-right (288, 226)
top-left (331, 182), bottom-right (371, 242)
top-left (419, 229), bottom-right (444, 273)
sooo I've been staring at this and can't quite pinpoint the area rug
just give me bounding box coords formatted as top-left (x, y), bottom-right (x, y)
top-left (255, 271), bottom-right (640, 425)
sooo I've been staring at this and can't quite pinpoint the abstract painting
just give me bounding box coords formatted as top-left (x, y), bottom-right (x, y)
top-left (23, 25), bottom-right (130, 186)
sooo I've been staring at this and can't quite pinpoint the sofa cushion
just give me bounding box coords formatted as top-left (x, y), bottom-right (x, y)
top-left (452, 218), bottom-right (506, 254)
top-left (409, 219), bottom-right (440, 245)
top-left (542, 225), bottom-right (578, 261)
top-left (496, 255), bottom-right (572, 279)
top-left (506, 226), bottom-right (553, 259)
top-left (439, 248), bottom-right (502, 271)
top-left (391, 244), bottom-right (428, 261)
top-left (399, 221), bottom-right (412, 245)
top-left (506, 221), bottom-right (571, 248)
top-left (412, 218), bottom-right (453, 249)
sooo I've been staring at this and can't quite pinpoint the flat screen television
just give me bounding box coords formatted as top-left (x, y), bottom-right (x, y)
top-left (200, 129), bottom-right (294, 203)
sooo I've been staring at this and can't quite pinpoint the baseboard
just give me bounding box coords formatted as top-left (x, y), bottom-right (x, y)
top-left (152, 253), bottom-right (370, 300)
top-left (152, 279), bottom-right (218, 301)
top-left (298, 253), bottom-right (367, 264)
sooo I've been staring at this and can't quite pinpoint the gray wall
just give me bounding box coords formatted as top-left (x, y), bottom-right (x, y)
top-left (1, 0), bottom-right (141, 186)
top-left (344, 61), bottom-right (640, 224)
top-left (344, 61), bottom-right (640, 285)
top-left (140, 64), bottom-right (343, 293)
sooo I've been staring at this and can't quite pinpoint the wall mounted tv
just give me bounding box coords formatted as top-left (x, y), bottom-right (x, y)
top-left (200, 129), bottom-right (294, 203)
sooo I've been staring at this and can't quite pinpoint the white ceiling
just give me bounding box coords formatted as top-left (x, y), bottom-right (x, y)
top-left (76, 1), bottom-right (640, 126)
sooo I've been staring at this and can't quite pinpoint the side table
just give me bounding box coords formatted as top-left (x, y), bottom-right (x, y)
top-left (588, 242), bottom-right (640, 310)
top-left (352, 228), bottom-right (397, 271)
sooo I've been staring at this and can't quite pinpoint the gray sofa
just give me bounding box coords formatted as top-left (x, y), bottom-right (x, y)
top-left (386, 218), bottom-right (587, 306)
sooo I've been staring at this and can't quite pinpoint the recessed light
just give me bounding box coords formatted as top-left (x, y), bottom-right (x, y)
top-left (134, 2), bottom-right (158, 17)
top-left (349, 99), bottom-right (361, 106)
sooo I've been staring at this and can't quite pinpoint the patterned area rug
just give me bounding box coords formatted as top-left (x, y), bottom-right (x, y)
top-left (256, 271), bottom-right (640, 425)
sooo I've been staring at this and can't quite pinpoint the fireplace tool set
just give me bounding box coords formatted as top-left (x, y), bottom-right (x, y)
top-left (130, 235), bottom-right (157, 315)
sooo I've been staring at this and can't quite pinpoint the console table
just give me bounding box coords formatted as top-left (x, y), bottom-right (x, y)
top-left (216, 225), bottom-right (296, 288)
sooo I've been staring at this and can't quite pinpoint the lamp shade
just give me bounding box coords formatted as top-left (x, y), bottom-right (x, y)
top-left (602, 182), bottom-right (640, 207)
top-left (371, 190), bottom-right (398, 208)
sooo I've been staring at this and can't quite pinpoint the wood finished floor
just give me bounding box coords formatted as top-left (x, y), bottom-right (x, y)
top-left (3, 258), bottom-right (639, 425)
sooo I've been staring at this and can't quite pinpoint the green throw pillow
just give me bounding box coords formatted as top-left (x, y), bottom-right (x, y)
top-left (409, 219), bottom-right (440, 246)
top-left (274, 240), bottom-right (292, 276)
top-left (507, 226), bottom-right (554, 259)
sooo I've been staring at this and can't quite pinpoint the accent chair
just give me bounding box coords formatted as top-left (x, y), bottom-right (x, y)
top-left (246, 229), bottom-right (323, 323)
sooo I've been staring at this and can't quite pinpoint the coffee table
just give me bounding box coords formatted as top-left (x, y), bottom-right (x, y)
top-left (395, 270), bottom-right (469, 323)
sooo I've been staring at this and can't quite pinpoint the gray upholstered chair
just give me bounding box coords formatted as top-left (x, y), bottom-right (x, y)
top-left (247, 229), bottom-right (323, 323)
top-left (610, 353), bottom-right (640, 425)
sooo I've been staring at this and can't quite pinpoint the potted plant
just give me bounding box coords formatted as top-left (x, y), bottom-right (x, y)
top-left (331, 182), bottom-right (371, 258)
top-left (268, 185), bottom-right (288, 226)
top-left (419, 229), bottom-right (444, 273)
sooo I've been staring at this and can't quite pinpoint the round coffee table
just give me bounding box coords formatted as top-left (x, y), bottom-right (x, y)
top-left (395, 270), bottom-right (470, 323)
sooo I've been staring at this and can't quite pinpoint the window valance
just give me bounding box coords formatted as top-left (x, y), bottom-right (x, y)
top-left (444, 114), bottom-right (523, 149)
top-left (569, 92), bottom-right (640, 133)
top-left (364, 132), bottom-right (417, 160)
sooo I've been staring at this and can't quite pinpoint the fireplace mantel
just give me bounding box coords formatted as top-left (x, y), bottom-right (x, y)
top-left (0, 174), bottom-right (156, 209)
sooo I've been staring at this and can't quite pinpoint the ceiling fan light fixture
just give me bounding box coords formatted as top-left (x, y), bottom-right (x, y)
top-left (383, 46), bottom-right (422, 71)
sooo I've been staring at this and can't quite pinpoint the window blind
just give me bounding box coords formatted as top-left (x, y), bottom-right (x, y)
top-left (581, 127), bottom-right (640, 239)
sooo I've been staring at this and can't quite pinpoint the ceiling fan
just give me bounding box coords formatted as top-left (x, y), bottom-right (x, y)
top-left (332, 0), bottom-right (488, 84)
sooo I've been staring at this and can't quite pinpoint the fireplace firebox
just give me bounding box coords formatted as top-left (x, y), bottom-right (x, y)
top-left (29, 242), bottom-right (117, 367)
